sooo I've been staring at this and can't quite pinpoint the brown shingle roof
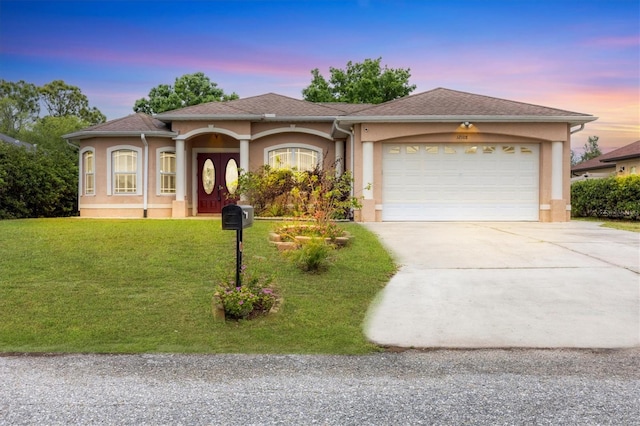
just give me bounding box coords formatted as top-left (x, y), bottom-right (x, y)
top-left (316, 102), bottom-right (375, 113)
top-left (571, 140), bottom-right (640, 172)
top-left (64, 113), bottom-right (175, 140)
top-left (599, 140), bottom-right (640, 162)
top-left (350, 87), bottom-right (594, 119)
top-left (157, 93), bottom-right (347, 119)
top-left (571, 156), bottom-right (616, 173)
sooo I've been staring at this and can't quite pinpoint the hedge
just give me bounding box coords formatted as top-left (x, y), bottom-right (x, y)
top-left (0, 143), bottom-right (78, 219)
top-left (571, 175), bottom-right (640, 220)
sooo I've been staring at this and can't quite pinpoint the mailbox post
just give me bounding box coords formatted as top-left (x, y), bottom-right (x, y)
top-left (221, 204), bottom-right (254, 286)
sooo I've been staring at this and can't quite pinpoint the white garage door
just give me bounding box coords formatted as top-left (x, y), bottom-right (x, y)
top-left (382, 143), bottom-right (539, 221)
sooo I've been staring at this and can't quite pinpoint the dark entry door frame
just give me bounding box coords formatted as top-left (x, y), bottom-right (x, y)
top-left (193, 149), bottom-right (240, 215)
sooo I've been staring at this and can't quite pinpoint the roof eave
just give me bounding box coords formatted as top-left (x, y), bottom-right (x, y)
top-left (600, 154), bottom-right (640, 163)
top-left (155, 114), bottom-right (338, 123)
top-left (63, 130), bottom-right (178, 140)
top-left (336, 115), bottom-right (598, 125)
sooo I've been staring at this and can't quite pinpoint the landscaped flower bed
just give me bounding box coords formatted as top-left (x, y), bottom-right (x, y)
top-left (268, 224), bottom-right (353, 251)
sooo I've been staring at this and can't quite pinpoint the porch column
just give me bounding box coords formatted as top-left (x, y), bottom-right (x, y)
top-left (172, 137), bottom-right (187, 218)
top-left (239, 139), bottom-right (250, 203)
top-left (335, 140), bottom-right (344, 175)
top-left (549, 141), bottom-right (566, 222)
top-left (361, 141), bottom-right (375, 221)
top-left (239, 139), bottom-right (249, 173)
top-left (551, 141), bottom-right (563, 200)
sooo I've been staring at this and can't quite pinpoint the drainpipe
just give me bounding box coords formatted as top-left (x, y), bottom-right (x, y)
top-left (570, 124), bottom-right (585, 134)
top-left (333, 120), bottom-right (355, 218)
top-left (141, 133), bottom-right (149, 218)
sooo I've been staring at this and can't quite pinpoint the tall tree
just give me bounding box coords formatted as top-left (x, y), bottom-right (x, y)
top-left (0, 80), bottom-right (41, 136)
top-left (133, 72), bottom-right (239, 114)
top-left (39, 80), bottom-right (106, 125)
top-left (19, 115), bottom-right (87, 154)
top-left (580, 136), bottom-right (602, 162)
top-left (302, 57), bottom-right (416, 104)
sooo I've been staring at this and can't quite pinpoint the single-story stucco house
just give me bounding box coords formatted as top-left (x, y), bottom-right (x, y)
top-left (63, 88), bottom-right (597, 222)
top-left (571, 140), bottom-right (640, 180)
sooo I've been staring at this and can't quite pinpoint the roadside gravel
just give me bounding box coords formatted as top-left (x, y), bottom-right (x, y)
top-left (1, 349), bottom-right (638, 425)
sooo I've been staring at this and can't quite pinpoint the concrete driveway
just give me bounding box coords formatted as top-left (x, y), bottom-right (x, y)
top-left (363, 222), bottom-right (639, 349)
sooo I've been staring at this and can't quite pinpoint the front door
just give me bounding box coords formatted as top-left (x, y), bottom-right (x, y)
top-left (197, 153), bottom-right (240, 214)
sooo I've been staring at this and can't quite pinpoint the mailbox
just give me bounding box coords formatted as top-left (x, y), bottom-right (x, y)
top-left (221, 204), bottom-right (254, 230)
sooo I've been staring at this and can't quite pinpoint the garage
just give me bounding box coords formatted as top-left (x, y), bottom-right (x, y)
top-left (382, 143), bottom-right (539, 221)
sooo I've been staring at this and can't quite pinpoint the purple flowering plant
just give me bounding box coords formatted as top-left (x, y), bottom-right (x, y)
top-left (214, 266), bottom-right (276, 320)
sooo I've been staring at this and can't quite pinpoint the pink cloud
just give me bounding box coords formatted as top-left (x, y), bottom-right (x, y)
top-left (584, 36), bottom-right (640, 48)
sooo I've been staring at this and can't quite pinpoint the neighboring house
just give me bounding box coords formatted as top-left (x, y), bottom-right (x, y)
top-left (571, 140), bottom-right (640, 180)
top-left (63, 88), bottom-right (596, 222)
top-left (0, 133), bottom-right (35, 151)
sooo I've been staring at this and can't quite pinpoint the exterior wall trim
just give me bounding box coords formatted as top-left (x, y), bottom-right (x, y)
top-left (178, 126), bottom-right (250, 141)
top-left (252, 127), bottom-right (333, 141)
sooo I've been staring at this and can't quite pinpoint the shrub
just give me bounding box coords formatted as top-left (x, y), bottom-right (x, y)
top-left (286, 238), bottom-right (335, 273)
top-left (214, 268), bottom-right (276, 320)
top-left (571, 175), bottom-right (640, 220)
top-left (0, 143), bottom-right (78, 219)
top-left (236, 162), bottom-right (360, 220)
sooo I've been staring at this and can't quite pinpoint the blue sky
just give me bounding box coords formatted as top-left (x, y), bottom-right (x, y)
top-left (1, 0), bottom-right (638, 151)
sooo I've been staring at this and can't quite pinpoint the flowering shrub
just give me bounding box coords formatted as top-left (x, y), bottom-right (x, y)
top-left (235, 162), bottom-right (361, 220)
top-left (214, 268), bottom-right (276, 320)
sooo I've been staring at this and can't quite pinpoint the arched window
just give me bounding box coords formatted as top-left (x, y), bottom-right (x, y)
top-left (266, 145), bottom-right (321, 171)
top-left (107, 146), bottom-right (142, 195)
top-left (157, 148), bottom-right (176, 194)
top-left (80, 148), bottom-right (95, 196)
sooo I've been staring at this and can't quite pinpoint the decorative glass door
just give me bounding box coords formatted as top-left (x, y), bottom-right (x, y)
top-left (197, 153), bottom-right (240, 213)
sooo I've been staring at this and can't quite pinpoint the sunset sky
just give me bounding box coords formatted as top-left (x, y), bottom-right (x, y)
top-left (1, 0), bottom-right (638, 153)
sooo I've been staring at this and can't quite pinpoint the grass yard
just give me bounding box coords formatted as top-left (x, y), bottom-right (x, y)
top-left (0, 218), bottom-right (396, 355)
top-left (574, 218), bottom-right (640, 233)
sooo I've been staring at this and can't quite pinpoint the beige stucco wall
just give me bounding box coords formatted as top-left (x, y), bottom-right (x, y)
top-left (615, 158), bottom-right (640, 176)
top-left (248, 132), bottom-right (335, 171)
top-left (78, 136), bottom-right (176, 218)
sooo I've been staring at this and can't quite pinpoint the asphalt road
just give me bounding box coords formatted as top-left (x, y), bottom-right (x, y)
top-left (1, 349), bottom-right (638, 425)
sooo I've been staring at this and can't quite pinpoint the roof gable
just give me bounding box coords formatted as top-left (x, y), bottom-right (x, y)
top-left (350, 88), bottom-right (594, 119)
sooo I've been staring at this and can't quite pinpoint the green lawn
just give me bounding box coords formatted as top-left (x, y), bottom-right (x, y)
top-left (0, 219), bottom-right (396, 355)
top-left (573, 218), bottom-right (640, 232)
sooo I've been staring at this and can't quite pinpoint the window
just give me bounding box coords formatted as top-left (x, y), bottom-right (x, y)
top-left (425, 145), bottom-right (438, 154)
top-left (81, 149), bottom-right (95, 195)
top-left (502, 146), bottom-right (515, 154)
top-left (465, 146), bottom-right (478, 154)
top-left (267, 147), bottom-right (320, 171)
top-left (388, 146), bottom-right (401, 154)
top-left (159, 150), bottom-right (176, 194)
top-left (113, 150), bottom-right (137, 193)
top-left (406, 146), bottom-right (419, 154)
